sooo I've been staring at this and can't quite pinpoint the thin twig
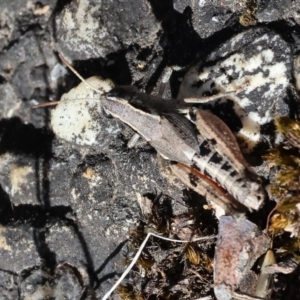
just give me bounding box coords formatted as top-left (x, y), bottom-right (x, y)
top-left (101, 232), bottom-right (216, 300)
top-left (265, 194), bottom-right (284, 232)
top-left (101, 232), bottom-right (151, 300)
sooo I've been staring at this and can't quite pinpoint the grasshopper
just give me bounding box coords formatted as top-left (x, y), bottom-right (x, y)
top-left (48, 55), bottom-right (265, 213)
top-left (104, 85), bottom-right (264, 211)
top-left (44, 56), bottom-right (270, 300)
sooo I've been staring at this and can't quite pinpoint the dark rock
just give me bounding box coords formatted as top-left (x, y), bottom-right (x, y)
top-left (0, 0), bottom-right (299, 299)
top-left (55, 0), bottom-right (161, 60)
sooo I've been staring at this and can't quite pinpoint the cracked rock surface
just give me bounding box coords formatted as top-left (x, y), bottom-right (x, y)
top-left (0, 0), bottom-right (300, 299)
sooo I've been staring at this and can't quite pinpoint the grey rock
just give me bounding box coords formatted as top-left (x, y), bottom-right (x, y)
top-left (178, 28), bottom-right (292, 169)
top-left (55, 0), bottom-right (160, 60)
top-left (0, 271), bottom-right (18, 300)
top-left (173, 0), bottom-right (246, 39)
top-left (256, 0), bottom-right (300, 24)
top-left (20, 264), bottom-right (95, 299)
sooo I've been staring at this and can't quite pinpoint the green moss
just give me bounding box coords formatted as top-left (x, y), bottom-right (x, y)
top-left (267, 117), bottom-right (300, 252)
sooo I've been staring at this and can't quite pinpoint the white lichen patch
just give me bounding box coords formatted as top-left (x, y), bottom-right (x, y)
top-left (10, 164), bottom-right (33, 197)
top-left (50, 63), bottom-right (67, 82)
top-left (56, 0), bottom-right (159, 59)
top-left (0, 225), bottom-right (11, 251)
top-left (51, 76), bottom-right (118, 146)
top-left (178, 29), bottom-right (292, 151)
top-left (60, 0), bottom-right (107, 58)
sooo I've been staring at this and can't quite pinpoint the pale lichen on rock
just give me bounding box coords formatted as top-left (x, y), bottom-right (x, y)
top-left (179, 28), bottom-right (292, 152)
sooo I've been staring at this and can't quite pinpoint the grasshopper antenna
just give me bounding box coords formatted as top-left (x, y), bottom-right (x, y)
top-left (33, 54), bottom-right (105, 109)
top-left (32, 101), bottom-right (60, 108)
top-left (58, 54), bottom-right (104, 95)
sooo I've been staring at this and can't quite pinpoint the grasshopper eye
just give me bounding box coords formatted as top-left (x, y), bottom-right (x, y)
top-left (106, 87), bottom-right (124, 98)
top-left (107, 86), bottom-right (138, 101)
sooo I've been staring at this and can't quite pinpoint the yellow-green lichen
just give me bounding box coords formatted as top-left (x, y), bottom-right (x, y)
top-left (239, 0), bottom-right (258, 27)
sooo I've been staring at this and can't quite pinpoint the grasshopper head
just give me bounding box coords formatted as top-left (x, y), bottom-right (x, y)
top-left (107, 86), bottom-right (139, 102)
